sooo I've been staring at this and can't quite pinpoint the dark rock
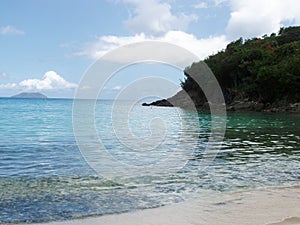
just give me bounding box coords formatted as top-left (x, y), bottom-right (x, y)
top-left (289, 103), bottom-right (300, 112)
top-left (202, 102), bottom-right (210, 110)
top-left (142, 99), bottom-right (173, 107)
top-left (142, 88), bottom-right (299, 113)
top-left (253, 102), bottom-right (264, 111)
top-left (227, 100), bottom-right (265, 112)
top-left (142, 89), bottom-right (205, 110)
top-left (232, 101), bottom-right (253, 110)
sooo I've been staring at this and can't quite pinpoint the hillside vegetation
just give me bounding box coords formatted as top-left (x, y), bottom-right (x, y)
top-left (181, 26), bottom-right (300, 111)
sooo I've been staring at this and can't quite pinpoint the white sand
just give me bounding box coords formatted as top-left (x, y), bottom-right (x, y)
top-left (37, 186), bottom-right (300, 225)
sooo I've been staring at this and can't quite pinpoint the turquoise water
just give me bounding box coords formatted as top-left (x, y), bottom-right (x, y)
top-left (0, 98), bottom-right (299, 224)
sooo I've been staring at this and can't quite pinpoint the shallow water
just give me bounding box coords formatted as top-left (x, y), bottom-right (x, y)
top-left (0, 98), bottom-right (299, 223)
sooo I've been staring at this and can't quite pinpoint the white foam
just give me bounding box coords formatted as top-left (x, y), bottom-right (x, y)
top-left (36, 185), bottom-right (300, 225)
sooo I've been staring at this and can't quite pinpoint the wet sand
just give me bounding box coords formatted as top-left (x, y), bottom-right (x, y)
top-left (268, 217), bottom-right (300, 225)
top-left (37, 186), bottom-right (300, 225)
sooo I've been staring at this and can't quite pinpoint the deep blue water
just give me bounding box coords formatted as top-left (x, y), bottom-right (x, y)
top-left (0, 98), bottom-right (299, 224)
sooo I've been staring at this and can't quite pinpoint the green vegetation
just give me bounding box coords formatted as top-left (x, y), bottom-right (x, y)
top-left (181, 26), bottom-right (300, 105)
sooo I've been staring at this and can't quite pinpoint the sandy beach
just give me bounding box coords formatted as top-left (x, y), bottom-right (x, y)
top-left (35, 185), bottom-right (300, 225)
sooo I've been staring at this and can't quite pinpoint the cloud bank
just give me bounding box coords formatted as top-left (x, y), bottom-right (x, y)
top-left (72, 0), bottom-right (300, 63)
top-left (76, 31), bottom-right (227, 60)
top-left (226, 0), bottom-right (300, 39)
top-left (75, 0), bottom-right (229, 61)
top-left (0, 71), bottom-right (77, 91)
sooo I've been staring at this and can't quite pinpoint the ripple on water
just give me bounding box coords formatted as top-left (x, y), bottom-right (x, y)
top-left (0, 100), bottom-right (299, 223)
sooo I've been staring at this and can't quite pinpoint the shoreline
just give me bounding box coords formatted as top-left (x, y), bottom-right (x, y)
top-left (142, 99), bottom-right (300, 114)
top-left (142, 89), bottom-right (300, 113)
top-left (35, 185), bottom-right (300, 225)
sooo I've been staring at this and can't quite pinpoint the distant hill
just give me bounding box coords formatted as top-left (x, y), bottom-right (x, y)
top-left (11, 92), bottom-right (47, 99)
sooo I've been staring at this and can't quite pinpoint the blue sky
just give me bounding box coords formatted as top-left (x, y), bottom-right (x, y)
top-left (1, 0), bottom-right (300, 98)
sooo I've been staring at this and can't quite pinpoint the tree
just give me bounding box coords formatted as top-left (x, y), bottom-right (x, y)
top-left (181, 26), bottom-right (300, 105)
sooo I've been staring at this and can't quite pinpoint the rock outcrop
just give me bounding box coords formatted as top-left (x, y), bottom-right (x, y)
top-left (143, 90), bottom-right (300, 113)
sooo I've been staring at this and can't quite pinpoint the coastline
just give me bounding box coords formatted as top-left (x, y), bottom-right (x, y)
top-left (35, 185), bottom-right (300, 225)
top-left (142, 89), bottom-right (300, 113)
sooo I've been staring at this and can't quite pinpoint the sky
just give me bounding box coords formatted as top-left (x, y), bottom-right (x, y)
top-left (1, 0), bottom-right (300, 98)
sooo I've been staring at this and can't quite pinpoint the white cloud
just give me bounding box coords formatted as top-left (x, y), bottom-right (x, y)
top-left (123, 0), bottom-right (197, 36)
top-left (0, 71), bottom-right (77, 91)
top-left (162, 31), bottom-right (227, 59)
top-left (73, 0), bottom-right (230, 62)
top-left (72, 0), bottom-right (230, 62)
top-left (194, 2), bottom-right (208, 9)
top-left (213, 0), bottom-right (228, 6)
top-left (0, 83), bottom-right (17, 89)
top-left (0, 25), bottom-right (24, 35)
top-left (74, 33), bottom-right (148, 59)
top-left (112, 85), bottom-right (122, 90)
top-left (75, 31), bottom-right (228, 61)
top-left (226, 0), bottom-right (300, 39)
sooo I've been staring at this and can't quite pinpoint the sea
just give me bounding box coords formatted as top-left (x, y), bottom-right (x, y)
top-left (0, 98), bottom-right (299, 224)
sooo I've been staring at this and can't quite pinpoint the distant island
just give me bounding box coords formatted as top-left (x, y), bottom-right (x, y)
top-left (11, 92), bottom-right (48, 99)
top-left (144, 26), bottom-right (300, 113)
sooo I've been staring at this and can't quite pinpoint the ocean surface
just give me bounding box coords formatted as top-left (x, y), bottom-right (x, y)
top-left (0, 98), bottom-right (299, 224)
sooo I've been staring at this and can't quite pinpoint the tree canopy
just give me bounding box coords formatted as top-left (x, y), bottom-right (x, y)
top-left (181, 26), bottom-right (300, 104)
